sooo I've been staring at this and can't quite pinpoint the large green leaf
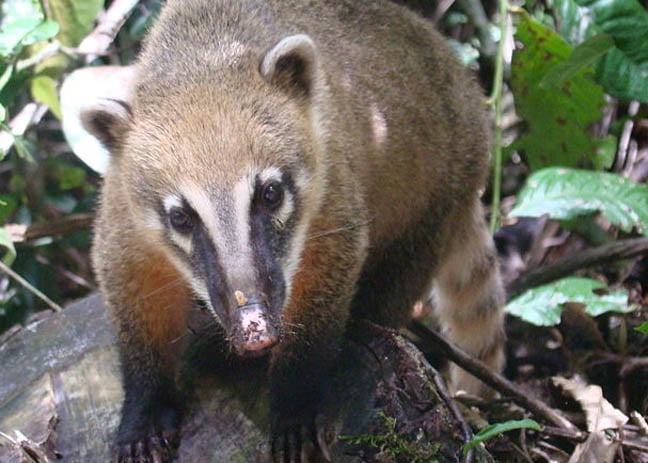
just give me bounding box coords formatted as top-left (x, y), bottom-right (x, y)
top-left (506, 277), bottom-right (631, 326)
top-left (47, 0), bottom-right (103, 47)
top-left (0, 19), bottom-right (59, 56)
top-left (553, 0), bottom-right (648, 102)
top-left (594, 48), bottom-right (648, 103)
top-left (540, 33), bottom-right (614, 89)
top-left (510, 14), bottom-right (608, 171)
top-left (510, 167), bottom-right (648, 235)
top-left (576, 0), bottom-right (648, 70)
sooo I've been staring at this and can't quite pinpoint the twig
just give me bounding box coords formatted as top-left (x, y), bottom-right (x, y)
top-left (4, 213), bottom-right (94, 243)
top-left (0, 260), bottom-right (63, 312)
top-left (615, 101), bottom-right (640, 176)
top-left (622, 438), bottom-right (648, 454)
top-left (630, 411), bottom-right (648, 436)
top-left (408, 321), bottom-right (578, 432)
top-left (488, 0), bottom-right (508, 232)
top-left (541, 425), bottom-right (587, 442)
top-left (14, 41), bottom-right (74, 73)
top-left (0, 103), bottom-right (48, 154)
top-left (508, 236), bottom-right (648, 298)
top-left (430, 367), bottom-right (475, 463)
top-left (77, 0), bottom-right (140, 58)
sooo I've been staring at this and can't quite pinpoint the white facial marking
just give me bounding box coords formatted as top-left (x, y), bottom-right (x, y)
top-left (163, 193), bottom-right (192, 253)
top-left (279, 168), bottom-right (310, 302)
top-left (370, 102), bottom-right (388, 149)
top-left (180, 177), bottom-right (257, 293)
top-left (163, 194), bottom-right (183, 213)
top-left (258, 166), bottom-right (283, 184)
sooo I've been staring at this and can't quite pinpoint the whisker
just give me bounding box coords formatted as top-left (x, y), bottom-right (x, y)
top-left (141, 276), bottom-right (187, 299)
top-left (307, 218), bottom-right (373, 240)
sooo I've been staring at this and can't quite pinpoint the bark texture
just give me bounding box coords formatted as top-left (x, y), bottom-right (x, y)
top-left (0, 295), bottom-right (493, 463)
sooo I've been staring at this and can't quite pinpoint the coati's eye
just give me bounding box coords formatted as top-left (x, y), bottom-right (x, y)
top-left (169, 206), bottom-right (194, 233)
top-left (261, 181), bottom-right (284, 211)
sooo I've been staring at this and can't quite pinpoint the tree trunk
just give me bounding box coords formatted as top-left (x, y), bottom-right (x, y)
top-left (0, 295), bottom-right (493, 462)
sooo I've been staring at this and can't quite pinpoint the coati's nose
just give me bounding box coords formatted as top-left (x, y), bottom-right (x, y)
top-left (233, 291), bottom-right (279, 353)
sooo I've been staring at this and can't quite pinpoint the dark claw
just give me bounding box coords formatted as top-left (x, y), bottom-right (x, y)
top-left (113, 432), bottom-right (178, 463)
top-left (315, 415), bottom-right (336, 462)
top-left (271, 416), bottom-right (336, 463)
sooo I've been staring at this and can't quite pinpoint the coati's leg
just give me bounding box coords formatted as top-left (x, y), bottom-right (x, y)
top-left (269, 216), bottom-right (368, 463)
top-left (106, 252), bottom-right (191, 462)
top-left (432, 198), bottom-right (506, 397)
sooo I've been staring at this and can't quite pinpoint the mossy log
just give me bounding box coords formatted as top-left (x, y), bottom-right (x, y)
top-left (0, 295), bottom-right (493, 462)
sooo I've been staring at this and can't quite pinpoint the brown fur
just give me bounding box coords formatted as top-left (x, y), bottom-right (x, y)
top-left (85, 0), bottom-right (505, 460)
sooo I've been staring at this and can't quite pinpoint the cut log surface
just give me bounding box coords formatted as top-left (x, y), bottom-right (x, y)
top-left (0, 295), bottom-right (492, 462)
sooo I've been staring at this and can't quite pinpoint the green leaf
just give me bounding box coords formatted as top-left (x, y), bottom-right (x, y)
top-left (52, 162), bottom-right (86, 190)
top-left (0, 64), bottom-right (13, 92)
top-left (575, 0), bottom-right (648, 70)
top-left (593, 135), bottom-right (617, 171)
top-left (0, 227), bottom-right (16, 265)
top-left (0, 104), bottom-right (5, 122)
top-left (540, 33), bottom-right (614, 89)
top-left (510, 14), bottom-right (606, 171)
top-left (47, 0), bottom-right (103, 47)
top-left (0, 19), bottom-right (59, 55)
top-left (637, 322), bottom-right (648, 335)
top-left (12, 134), bottom-right (34, 162)
top-left (552, 0), bottom-right (648, 103)
top-left (506, 277), bottom-right (632, 326)
top-left (0, 194), bottom-right (18, 223)
top-left (31, 75), bottom-right (62, 119)
top-left (463, 419), bottom-right (541, 453)
top-left (510, 168), bottom-right (648, 235)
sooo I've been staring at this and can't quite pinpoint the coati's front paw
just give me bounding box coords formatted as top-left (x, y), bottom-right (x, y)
top-left (270, 409), bottom-right (336, 463)
top-left (113, 401), bottom-right (181, 463)
top-left (112, 430), bottom-right (179, 463)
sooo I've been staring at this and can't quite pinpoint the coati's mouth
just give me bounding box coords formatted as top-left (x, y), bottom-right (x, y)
top-left (230, 302), bottom-right (280, 355)
top-left (196, 295), bottom-right (281, 356)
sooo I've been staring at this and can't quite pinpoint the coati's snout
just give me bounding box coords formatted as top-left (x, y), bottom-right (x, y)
top-left (230, 293), bottom-right (280, 355)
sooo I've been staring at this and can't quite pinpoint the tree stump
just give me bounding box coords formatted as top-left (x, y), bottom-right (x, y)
top-left (0, 295), bottom-right (493, 462)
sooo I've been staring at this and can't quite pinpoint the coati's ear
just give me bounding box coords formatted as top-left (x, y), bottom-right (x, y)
top-left (80, 99), bottom-right (133, 153)
top-left (260, 34), bottom-right (318, 98)
top-left (61, 66), bottom-right (137, 172)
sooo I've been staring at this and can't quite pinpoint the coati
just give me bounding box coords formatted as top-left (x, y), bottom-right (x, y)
top-left (83, 0), bottom-right (506, 461)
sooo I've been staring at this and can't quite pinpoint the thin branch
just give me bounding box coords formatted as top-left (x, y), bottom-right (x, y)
top-left (430, 367), bottom-right (475, 463)
top-left (4, 213), bottom-right (94, 243)
top-left (408, 321), bottom-right (578, 432)
top-left (508, 236), bottom-right (648, 298)
top-left (77, 0), bottom-right (140, 58)
top-left (488, 0), bottom-right (509, 232)
top-left (0, 103), bottom-right (48, 154)
top-left (15, 41), bottom-right (67, 72)
top-left (0, 260), bottom-right (63, 312)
